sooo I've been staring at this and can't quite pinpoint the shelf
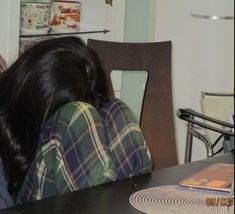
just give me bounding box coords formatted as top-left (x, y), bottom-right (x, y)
top-left (20, 24), bottom-right (110, 38)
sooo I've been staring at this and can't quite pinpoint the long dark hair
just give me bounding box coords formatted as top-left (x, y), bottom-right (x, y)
top-left (0, 36), bottom-right (108, 198)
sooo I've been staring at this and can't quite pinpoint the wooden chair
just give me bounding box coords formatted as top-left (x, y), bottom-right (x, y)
top-left (87, 39), bottom-right (178, 170)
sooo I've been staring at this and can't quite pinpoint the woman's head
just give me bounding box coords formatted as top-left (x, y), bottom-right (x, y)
top-left (6, 36), bottom-right (108, 110)
top-left (0, 36), bottom-right (108, 197)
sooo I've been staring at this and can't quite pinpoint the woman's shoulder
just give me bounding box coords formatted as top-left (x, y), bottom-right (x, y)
top-left (99, 97), bottom-right (138, 123)
top-left (45, 101), bottom-right (98, 124)
top-left (51, 99), bottom-right (129, 123)
top-left (61, 101), bottom-right (95, 109)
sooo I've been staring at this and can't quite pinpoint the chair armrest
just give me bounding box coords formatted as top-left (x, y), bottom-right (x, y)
top-left (177, 108), bottom-right (234, 136)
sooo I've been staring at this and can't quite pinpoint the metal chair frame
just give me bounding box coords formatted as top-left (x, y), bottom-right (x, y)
top-left (177, 107), bottom-right (234, 163)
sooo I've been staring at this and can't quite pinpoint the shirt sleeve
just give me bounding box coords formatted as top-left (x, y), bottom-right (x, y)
top-left (18, 99), bottom-right (153, 203)
top-left (18, 102), bottom-right (116, 202)
top-left (0, 158), bottom-right (13, 209)
top-left (98, 98), bottom-right (153, 180)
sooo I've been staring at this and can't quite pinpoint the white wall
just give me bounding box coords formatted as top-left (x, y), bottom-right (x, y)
top-left (124, 0), bottom-right (155, 42)
top-left (79, 0), bottom-right (125, 42)
top-left (121, 0), bottom-right (155, 120)
top-left (155, 0), bottom-right (234, 164)
top-left (0, 0), bottom-right (20, 65)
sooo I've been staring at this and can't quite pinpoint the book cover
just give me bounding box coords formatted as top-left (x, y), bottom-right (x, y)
top-left (179, 163), bottom-right (234, 192)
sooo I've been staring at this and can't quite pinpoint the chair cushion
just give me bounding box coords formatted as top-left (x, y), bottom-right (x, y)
top-left (18, 98), bottom-right (152, 203)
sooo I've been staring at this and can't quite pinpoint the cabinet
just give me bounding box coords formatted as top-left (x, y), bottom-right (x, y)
top-left (0, 0), bottom-right (126, 65)
top-left (0, 0), bottom-right (125, 99)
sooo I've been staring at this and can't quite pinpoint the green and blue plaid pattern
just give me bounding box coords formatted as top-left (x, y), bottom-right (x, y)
top-left (18, 98), bottom-right (152, 203)
top-left (0, 158), bottom-right (13, 209)
top-left (99, 99), bottom-right (152, 180)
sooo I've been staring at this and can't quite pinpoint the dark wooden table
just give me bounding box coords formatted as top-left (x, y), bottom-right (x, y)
top-left (1, 153), bottom-right (234, 214)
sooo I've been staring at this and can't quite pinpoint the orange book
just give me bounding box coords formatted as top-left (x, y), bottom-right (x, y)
top-left (179, 163), bottom-right (234, 192)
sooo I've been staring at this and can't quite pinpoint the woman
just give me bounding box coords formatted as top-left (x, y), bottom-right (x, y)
top-left (0, 37), bottom-right (152, 203)
top-left (0, 54), bottom-right (13, 209)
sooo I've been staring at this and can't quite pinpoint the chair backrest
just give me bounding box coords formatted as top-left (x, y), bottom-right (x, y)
top-left (200, 92), bottom-right (234, 151)
top-left (87, 39), bottom-right (178, 169)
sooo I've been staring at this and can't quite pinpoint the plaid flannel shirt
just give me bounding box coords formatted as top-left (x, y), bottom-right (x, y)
top-left (0, 55), bottom-right (7, 73)
top-left (0, 158), bottom-right (13, 209)
top-left (18, 98), bottom-right (152, 203)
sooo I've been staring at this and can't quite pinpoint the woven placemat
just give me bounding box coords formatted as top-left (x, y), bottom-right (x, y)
top-left (129, 185), bottom-right (234, 214)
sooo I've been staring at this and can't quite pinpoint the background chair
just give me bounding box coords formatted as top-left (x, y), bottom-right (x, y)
top-left (177, 92), bottom-right (234, 163)
top-left (200, 92), bottom-right (234, 152)
top-left (87, 39), bottom-right (178, 169)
